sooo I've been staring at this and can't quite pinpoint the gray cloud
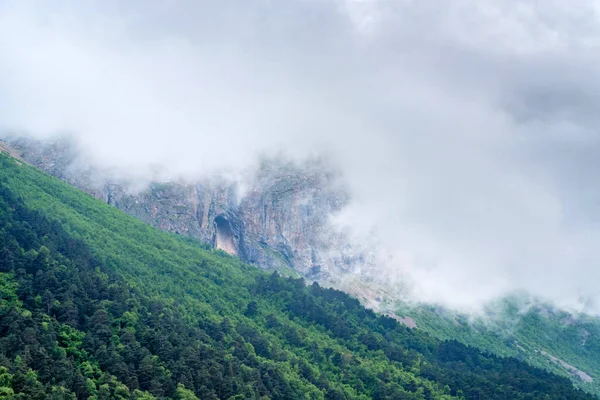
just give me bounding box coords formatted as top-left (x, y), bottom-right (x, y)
top-left (2, 0), bottom-right (600, 311)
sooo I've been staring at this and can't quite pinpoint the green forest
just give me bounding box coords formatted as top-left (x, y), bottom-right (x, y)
top-left (0, 153), bottom-right (595, 399)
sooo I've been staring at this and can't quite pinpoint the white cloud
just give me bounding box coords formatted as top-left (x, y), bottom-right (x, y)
top-left (3, 0), bottom-right (600, 312)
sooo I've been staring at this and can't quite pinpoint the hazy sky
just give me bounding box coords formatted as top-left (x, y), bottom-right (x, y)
top-left (2, 0), bottom-right (600, 312)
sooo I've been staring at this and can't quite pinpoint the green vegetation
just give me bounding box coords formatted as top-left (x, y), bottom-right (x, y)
top-left (0, 153), bottom-right (595, 399)
top-left (398, 297), bottom-right (600, 396)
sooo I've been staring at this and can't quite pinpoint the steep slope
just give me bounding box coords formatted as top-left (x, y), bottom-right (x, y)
top-left (0, 154), bottom-right (595, 399)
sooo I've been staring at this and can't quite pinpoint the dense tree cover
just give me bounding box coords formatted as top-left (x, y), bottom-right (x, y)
top-left (0, 154), bottom-right (596, 399)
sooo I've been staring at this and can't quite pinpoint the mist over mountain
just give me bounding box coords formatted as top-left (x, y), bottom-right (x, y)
top-left (1, 152), bottom-right (595, 400)
top-left (3, 0), bottom-right (600, 312)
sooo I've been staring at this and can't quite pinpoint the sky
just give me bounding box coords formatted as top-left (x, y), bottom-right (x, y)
top-left (2, 0), bottom-right (600, 312)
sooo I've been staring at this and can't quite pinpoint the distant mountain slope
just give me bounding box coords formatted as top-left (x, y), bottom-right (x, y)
top-left (395, 298), bottom-right (600, 396)
top-left (0, 154), bottom-right (595, 399)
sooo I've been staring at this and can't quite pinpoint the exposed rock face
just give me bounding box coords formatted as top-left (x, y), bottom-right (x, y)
top-left (540, 350), bottom-right (594, 383)
top-left (387, 314), bottom-right (417, 329)
top-left (3, 136), bottom-right (362, 279)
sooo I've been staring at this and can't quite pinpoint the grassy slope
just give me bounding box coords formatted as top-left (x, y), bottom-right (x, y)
top-left (398, 298), bottom-right (600, 396)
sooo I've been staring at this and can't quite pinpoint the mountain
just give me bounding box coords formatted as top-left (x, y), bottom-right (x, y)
top-left (0, 148), bottom-right (595, 398)
top-left (2, 136), bottom-right (368, 281)
top-left (5, 136), bottom-right (600, 397)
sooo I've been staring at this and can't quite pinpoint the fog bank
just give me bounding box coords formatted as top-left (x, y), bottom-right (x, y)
top-left (2, 0), bottom-right (600, 312)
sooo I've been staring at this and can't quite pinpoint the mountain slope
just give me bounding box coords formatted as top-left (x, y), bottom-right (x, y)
top-left (0, 153), bottom-right (595, 399)
top-left (396, 298), bottom-right (600, 396)
top-left (10, 137), bottom-right (600, 398)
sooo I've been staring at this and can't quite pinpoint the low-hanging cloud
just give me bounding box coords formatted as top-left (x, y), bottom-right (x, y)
top-left (2, 0), bottom-right (600, 312)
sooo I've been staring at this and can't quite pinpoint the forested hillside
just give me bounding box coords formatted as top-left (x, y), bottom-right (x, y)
top-left (0, 153), bottom-right (595, 399)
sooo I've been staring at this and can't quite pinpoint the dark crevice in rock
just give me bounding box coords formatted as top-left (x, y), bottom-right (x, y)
top-left (214, 215), bottom-right (237, 255)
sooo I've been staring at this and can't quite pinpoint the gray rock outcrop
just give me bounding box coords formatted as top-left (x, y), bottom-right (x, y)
top-left (3, 136), bottom-right (365, 280)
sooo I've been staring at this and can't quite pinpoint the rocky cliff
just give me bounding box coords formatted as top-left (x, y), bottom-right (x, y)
top-left (2, 136), bottom-right (366, 280)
